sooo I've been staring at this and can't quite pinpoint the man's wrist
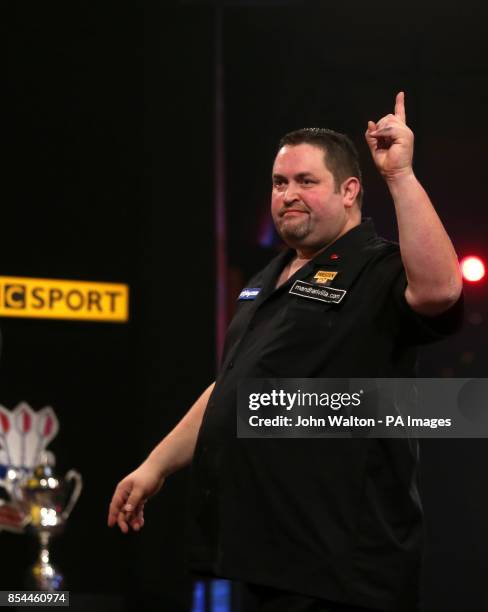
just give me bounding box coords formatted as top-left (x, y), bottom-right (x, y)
top-left (384, 169), bottom-right (418, 196)
top-left (145, 449), bottom-right (171, 479)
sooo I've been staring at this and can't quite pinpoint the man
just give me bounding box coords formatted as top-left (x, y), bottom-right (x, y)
top-left (108, 93), bottom-right (463, 611)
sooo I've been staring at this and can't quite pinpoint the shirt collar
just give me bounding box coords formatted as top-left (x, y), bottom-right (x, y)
top-left (304, 218), bottom-right (377, 266)
top-left (261, 218), bottom-right (378, 297)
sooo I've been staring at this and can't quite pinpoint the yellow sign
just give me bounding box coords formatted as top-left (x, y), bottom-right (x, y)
top-left (0, 276), bottom-right (129, 323)
top-left (313, 270), bottom-right (338, 284)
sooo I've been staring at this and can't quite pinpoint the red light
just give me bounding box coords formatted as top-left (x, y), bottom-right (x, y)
top-left (460, 256), bottom-right (485, 282)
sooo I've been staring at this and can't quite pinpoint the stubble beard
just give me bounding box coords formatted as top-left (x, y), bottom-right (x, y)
top-left (276, 215), bottom-right (312, 242)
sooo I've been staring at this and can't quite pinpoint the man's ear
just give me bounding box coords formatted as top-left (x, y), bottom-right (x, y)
top-left (341, 177), bottom-right (361, 208)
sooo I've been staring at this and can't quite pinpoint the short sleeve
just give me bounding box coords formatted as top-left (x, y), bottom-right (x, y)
top-left (392, 270), bottom-right (464, 345)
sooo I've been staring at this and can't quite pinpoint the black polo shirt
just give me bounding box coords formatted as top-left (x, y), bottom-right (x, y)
top-left (187, 219), bottom-right (463, 612)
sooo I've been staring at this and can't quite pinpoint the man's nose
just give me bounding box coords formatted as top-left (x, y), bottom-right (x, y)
top-left (283, 183), bottom-right (301, 204)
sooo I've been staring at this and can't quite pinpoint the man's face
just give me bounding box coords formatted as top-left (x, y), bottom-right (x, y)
top-left (271, 143), bottom-right (350, 253)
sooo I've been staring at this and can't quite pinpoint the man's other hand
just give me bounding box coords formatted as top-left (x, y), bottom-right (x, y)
top-left (107, 460), bottom-right (165, 533)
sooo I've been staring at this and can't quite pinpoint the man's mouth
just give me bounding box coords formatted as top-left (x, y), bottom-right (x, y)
top-left (281, 209), bottom-right (308, 217)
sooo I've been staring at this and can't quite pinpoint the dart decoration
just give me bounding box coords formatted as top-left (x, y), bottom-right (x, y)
top-left (0, 403), bottom-right (82, 591)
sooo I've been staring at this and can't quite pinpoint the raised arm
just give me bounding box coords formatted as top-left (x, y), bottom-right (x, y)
top-left (365, 92), bottom-right (463, 316)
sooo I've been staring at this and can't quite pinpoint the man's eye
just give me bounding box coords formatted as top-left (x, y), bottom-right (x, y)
top-left (302, 179), bottom-right (316, 185)
top-left (273, 180), bottom-right (285, 187)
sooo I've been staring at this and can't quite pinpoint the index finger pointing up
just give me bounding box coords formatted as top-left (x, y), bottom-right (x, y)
top-left (395, 91), bottom-right (406, 123)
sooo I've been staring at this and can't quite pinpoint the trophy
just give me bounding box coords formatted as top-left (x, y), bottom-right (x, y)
top-left (0, 403), bottom-right (82, 591)
top-left (14, 459), bottom-right (83, 591)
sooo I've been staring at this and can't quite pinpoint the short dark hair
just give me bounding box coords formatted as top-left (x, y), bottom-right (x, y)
top-left (278, 128), bottom-right (363, 207)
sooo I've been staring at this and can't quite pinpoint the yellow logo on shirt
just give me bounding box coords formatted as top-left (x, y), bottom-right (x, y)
top-left (313, 270), bottom-right (338, 284)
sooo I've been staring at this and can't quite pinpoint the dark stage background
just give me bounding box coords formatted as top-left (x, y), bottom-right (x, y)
top-left (3, 2), bottom-right (488, 611)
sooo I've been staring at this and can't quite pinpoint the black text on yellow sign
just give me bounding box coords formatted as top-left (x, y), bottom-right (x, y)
top-left (0, 277), bottom-right (129, 323)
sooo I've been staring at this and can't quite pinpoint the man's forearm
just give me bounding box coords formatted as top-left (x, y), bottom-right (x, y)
top-left (365, 92), bottom-right (462, 315)
top-left (144, 382), bottom-right (215, 478)
top-left (387, 171), bottom-right (463, 315)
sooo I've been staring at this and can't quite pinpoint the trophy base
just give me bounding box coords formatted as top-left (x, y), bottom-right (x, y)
top-left (25, 560), bottom-right (64, 592)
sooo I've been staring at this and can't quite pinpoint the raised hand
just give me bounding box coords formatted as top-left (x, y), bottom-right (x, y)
top-left (365, 92), bottom-right (414, 181)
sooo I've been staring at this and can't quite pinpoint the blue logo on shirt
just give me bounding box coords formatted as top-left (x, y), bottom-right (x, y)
top-left (238, 288), bottom-right (261, 300)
